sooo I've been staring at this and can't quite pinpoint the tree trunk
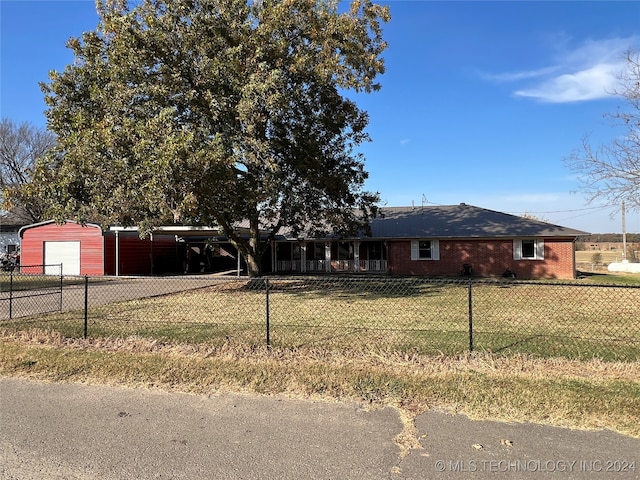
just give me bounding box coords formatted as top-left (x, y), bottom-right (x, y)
top-left (229, 213), bottom-right (263, 277)
top-left (230, 238), bottom-right (262, 277)
top-left (244, 252), bottom-right (262, 278)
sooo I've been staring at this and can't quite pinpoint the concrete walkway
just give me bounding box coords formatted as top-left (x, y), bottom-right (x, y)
top-left (1, 378), bottom-right (638, 479)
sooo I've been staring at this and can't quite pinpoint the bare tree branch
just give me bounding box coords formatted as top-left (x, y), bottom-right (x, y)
top-left (565, 49), bottom-right (640, 211)
top-left (0, 118), bottom-right (57, 222)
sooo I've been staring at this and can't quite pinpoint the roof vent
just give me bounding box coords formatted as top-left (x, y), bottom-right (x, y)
top-left (460, 202), bottom-right (467, 206)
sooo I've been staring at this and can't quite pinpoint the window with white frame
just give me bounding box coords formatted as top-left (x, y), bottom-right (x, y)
top-left (411, 239), bottom-right (440, 260)
top-left (513, 239), bottom-right (544, 260)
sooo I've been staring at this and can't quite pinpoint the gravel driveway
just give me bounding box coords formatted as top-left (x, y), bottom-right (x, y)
top-left (0, 275), bottom-right (241, 321)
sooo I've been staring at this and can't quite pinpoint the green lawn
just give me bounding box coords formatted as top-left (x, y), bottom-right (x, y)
top-left (0, 273), bottom-right (87, 292)
top-left (3, 277), bottom-right (639, 361)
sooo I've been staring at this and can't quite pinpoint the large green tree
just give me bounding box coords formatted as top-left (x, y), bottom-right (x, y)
top-left (34, 0), bottom-right (389, 276)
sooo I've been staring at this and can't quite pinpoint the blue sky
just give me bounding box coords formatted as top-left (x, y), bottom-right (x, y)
top-left (1, 1), bottom-right (639, 233)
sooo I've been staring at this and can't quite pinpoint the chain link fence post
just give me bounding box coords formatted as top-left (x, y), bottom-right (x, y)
top-left (59, 264), bottom-right (63, 312)
top-left (83, 276), bottom-right (89, 339)
top-left (9, 270), bottom-right (14, 320)
top-left (468, 278), bottom-right (474, 353)
top-left (265, 278), bottom-right (271, 349)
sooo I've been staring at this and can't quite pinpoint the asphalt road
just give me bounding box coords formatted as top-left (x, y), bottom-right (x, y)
top-left (1, 378), bottom-right (639, 479)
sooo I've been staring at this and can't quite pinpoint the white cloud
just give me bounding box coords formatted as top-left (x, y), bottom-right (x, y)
top-left (482, 66), bottom-right (559, 83)
top-left (562, 38), bottom-right (631, 67)
top-left (488, 36), bottom-right (639, 104)
top-left (514, 63), bottom-right (620, 103)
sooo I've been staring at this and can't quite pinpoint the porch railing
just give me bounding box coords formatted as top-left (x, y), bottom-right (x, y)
top-left (361, 260), bottom-right (387, 272)
top-left (276, 260), bottom-right (302, 272)
top-left (332, 260), bottom-right (387, 272)
top-left (306, 260), bottom-right (328, 272)
top-left (275, 259), bottom-right (387, 273)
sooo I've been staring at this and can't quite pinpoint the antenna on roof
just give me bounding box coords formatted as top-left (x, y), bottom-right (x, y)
top-left (421, 194), bottom-right (427, 211)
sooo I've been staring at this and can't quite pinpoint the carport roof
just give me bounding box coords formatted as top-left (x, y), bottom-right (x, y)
top-left (109, 225), bottom-right (227, 237)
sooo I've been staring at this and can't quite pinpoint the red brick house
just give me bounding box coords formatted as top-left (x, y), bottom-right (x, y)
top-left (270, 204), bottom-right (588, 279)
top-left (19, 204), bottom-right (587, 279)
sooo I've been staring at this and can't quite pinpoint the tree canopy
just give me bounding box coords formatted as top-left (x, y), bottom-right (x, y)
top-left (565, 50), bottom-right (640, 213)
top-left (32, 0), bottom-right (390, 276)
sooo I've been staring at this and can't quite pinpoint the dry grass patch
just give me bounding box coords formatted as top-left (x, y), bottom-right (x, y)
top-left (2, 329), bottom-right (639, 453)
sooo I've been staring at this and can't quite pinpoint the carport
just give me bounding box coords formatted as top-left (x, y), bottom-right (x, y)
top-left (20, 220), bottom-right (255, 277)
top-left (108, 225), bottom-right (245, 276)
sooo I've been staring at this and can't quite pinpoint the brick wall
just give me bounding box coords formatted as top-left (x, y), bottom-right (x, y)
top-left (387, 238), bottom-right (577, 279)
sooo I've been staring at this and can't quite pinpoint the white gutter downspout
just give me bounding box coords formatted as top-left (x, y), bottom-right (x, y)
top-left (353, 240), bottom-right (360, 272)
top-left (115, 229), bottom-right (120, 277)
top-left (325, 242), bottom-right (331, 272)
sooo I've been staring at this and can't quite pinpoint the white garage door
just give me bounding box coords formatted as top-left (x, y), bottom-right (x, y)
top-left (44, 241), bottom-right (81, 275)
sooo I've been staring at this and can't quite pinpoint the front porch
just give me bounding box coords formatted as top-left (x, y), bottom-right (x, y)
top-left (272, 240), bottom-right (387, 274)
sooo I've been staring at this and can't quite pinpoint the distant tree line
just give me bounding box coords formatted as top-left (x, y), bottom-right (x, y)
top-left (576, 235), bottom-right (640, 263)
top-left (577, 234), bottom-right (640, 243)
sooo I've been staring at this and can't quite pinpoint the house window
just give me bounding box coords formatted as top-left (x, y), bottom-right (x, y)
top-left (411, 239), bottom-right (440, 260)
top-left (522, 240), bottom-right (535, 258)
top-left (514, 239), bottom-right (544, 260)
top-left (419, 241), bottom-right (432, 259)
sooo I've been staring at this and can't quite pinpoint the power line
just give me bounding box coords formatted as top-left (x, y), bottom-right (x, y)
top-left (506, 205), bottom-right (612, 215)
top-left (416, 197), bottom-right (618, 218)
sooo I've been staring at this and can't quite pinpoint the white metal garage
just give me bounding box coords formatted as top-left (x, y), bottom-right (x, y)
top-left (44, 241), bottom-right (81, 275)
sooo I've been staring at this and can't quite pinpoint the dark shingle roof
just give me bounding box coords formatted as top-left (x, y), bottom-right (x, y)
top-left (88, 204), bottom-right (587, 240)
top-left (367, 204), bottom-right (588, 239)
top-left (0, 214), bottom-right (27, 232)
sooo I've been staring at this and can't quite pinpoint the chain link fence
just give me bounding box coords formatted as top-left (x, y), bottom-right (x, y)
top-left (0, 265), bottom-right (64, 320)
top-left (2, 272), bottom-right (639, 361)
